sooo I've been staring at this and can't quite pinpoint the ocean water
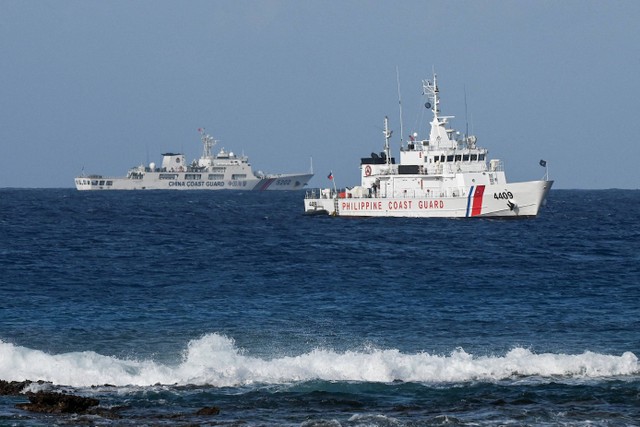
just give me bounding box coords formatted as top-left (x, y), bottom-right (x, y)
top-left (0, 188), bottom-right (639, 426)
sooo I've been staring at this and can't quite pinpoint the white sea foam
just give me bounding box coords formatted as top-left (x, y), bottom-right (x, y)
top-left (1, 334), bottom-right (638, 388)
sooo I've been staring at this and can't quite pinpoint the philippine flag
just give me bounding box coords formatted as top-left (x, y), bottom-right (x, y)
top-left (327, 171), bottom-right (333, 180)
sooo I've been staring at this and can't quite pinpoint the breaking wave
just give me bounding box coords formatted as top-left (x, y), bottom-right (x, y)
top-left (1, 333), bottom-right (638, 388)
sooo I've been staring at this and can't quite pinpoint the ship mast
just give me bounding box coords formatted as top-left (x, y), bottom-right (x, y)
top-left (422, 73), bottom-right (455, 149)
top-left (383, 116), bottom-right (392, 168)
top-left (199, 128), bottom-right (218, 158)
top-left (396, 66), bottom-right (404, 147)
top-left (422, 74), bottom-right (440, 117)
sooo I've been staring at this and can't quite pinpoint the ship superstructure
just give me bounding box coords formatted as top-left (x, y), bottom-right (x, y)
top-left (304, 75), bottom-right (552, 217)
top-left (76, 129), bottom-right (313, 191)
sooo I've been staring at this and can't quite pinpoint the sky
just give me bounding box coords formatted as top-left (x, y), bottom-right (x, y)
top-left (1, 0), bottom-right (639, 189)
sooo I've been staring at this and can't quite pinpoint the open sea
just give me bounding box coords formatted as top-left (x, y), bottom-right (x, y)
top-left (1, 188), bottom-right (639, 426)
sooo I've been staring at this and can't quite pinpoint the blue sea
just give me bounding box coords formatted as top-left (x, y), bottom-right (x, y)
top-left (1, 188), bottom-right (639, 426)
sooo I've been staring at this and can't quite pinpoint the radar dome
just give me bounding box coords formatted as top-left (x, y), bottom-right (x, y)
top-left (149, 162), bottom-right (156, 170)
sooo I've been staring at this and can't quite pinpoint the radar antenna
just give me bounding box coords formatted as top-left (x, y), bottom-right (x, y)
top-left (422, 74), bottom-right (440, 116)
top-left (198, 128), bottom-right (218, 158)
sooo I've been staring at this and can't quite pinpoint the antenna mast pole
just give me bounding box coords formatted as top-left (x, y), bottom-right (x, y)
top-left (383, 116), bottom-right (392, 168)
top-left (396, 66), bottom-right (404, 147)
top-left (464, 84), bottom-right (469, 139)
top-left (422, 73), bottom-right (440, 116)
top-left (199, 128), bottom-right (217, 158)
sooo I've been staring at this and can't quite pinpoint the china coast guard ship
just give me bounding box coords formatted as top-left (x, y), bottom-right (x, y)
top-left (75, 129), bottom-right (313, 191)
top-left (304, 75), bottom-right (553, 218)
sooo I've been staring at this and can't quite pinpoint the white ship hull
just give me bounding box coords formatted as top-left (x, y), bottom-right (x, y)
top-left (76, 172), bottom-right (313, 191)
top-left (304, 74), bottom-right (553, 219)
top-left (305, 179), bottom-right (553, 218)
top-left (75, 128), bottom-right (313, 191)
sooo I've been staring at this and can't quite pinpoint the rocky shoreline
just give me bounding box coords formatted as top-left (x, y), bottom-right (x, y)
top-left (0, 380), bottom-right (220, 420)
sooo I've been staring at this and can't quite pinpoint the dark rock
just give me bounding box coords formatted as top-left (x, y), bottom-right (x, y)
top-left (91, 383), bottom-right (116, 388)
top-left (16, 391), bottom-right (99, 414)
top-left (0, 380), bottom-right (32, 395)
top-left (196, 406), bottom-right (220, 416)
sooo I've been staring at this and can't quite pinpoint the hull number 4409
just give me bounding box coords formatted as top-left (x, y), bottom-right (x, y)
top-left (494, 191), bottom-right (514, 200)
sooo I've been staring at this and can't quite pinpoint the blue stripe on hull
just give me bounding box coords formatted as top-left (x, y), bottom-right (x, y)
top-left (465, 186), bottom-right (474, 217)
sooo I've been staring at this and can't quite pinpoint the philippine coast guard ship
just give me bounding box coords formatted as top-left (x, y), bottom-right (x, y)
top-left (304, 74), bottom-right (553, 217)
top-left (75, 129), bottom-right (313, 191)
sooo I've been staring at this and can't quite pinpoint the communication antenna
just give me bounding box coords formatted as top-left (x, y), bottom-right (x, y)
top-left (383, 116), bottom-right (392, 168)
top-left (396, 66), bottom-right (404, 146)
top-left (464, 84), bottom-right (469, 138)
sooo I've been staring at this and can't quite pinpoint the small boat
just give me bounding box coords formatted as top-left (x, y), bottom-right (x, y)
top-left (75, 129), bottom-right (313, 191)
top-left (304, 74), bottom-right (553, 217)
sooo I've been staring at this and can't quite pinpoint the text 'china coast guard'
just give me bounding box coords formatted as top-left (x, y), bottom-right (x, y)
top-left (75, 129), bottom-right (313, 191)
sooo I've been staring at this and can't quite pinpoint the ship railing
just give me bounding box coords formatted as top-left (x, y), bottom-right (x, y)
top-left (305, 189), bottom-right (337, 199)
top-left (307, 188), bottom-right (370, 200)
top-left (308, 187), bottom-right (471, 200)
top-left (391, 188), bottom-right (468, 198)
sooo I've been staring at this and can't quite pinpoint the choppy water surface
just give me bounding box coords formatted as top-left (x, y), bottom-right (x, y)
top-left (1, 189), bottom-right (639, 425)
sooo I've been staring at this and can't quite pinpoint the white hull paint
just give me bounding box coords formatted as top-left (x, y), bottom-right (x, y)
top-left (305, 180), bottom-right (552, 218)
top-left (304, 74), bottom-right (553, 218)
top-left (76, 129), bottom-right (313, 191)
top-left (76, 172), bottom-right (313, 191)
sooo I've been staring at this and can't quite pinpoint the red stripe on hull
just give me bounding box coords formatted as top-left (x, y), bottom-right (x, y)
top-left (471, 185), bottom-right (485, 216)
top-left (259, 178), bottom-right (276, 191)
